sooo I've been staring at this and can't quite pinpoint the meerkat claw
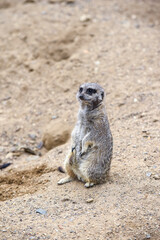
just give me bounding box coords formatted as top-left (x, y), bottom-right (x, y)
top-left (57, 176), bottom-right (74, 185)
top-left (84, 182), bottom-right (94, 188)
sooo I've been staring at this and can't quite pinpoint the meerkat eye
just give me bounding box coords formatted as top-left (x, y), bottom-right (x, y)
top-left (86, 88), bottom-right (97, 95)
top-left (79, 87), bottom-right (83, 93)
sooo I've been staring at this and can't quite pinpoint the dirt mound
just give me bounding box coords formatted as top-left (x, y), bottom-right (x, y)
top-left (0, 164), bottom-right (56, 201)
top-left (35, 25), bottom-right (90, 62)
top-left (43, 120), bottom-right (71, 150)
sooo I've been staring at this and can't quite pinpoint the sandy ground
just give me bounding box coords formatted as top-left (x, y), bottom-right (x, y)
top-left (0, 0), bottom-right (160, 239)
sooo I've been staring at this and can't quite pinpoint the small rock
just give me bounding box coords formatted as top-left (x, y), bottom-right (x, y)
top-left (146, 234), bottom-right (151, 239)
top-left (15, 127), bottom-right (21, 132)
top-left (12, 152), bottom-right (22, 157)
top-left (62, 198), bottom-right (70, 202)
top-left (24, 0), bottom-right (35, 3)
top-left (94, 60), bottom-right (100, 65)
top-left (153, 119), bottom-right (158, 122)
top-left (52, 115), bottom-right (57, 120)
top-left (11, 147), bottom-right (18, 152)
top-left (0, 147), bottom-right (4, 152)
top-left (152, 165), bottom-right (157, 169)
top-left (49, 0), bottom-right (75, 4)
top-left (67, 0), bottom-right (75, 3)
top-left (26, 156), bottom-right (39, 161)
top-left (22, 147), bottom-right (37, 155)
top-left (153, 174), bottom-right (160, 180)
top-left (146, 172), bottom-right (152, 177)
top-left (0, 162), bottom-right (12, 170)
top-left (135, 23), bottom-right (140, 28)
top-left (118, 102), bottom-right (125, 107)
top-left (36, 209), bottom-right (47, 215)
top-left (80, 14), bottom-right (91, 22)
top-left (86, 198), bottom-right (94, 203)
top-left (6, 152), bottom-right (13, 159)
top-left (28, 133), bottom-right (37, 140)
top-left (37, 141), bottom-right (43, 149)
top-left (2, 96), bottom-right (11, 101)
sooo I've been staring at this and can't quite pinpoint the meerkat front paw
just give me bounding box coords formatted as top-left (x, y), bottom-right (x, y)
top-left (81, 141), bottom-right (94, 157)
top-left (57, 176), bottom-right (74, 185)
top-left (84, 182), bottom-right (94, 188)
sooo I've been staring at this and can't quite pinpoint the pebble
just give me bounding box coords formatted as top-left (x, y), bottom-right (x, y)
top-left (80, 14), bottom-right (91, 22)
top-left (37, 141), bottom-right (43, 149)
top-left (146, 172), bottom-right (152, 177)
top-left (62, 198), bottom-right (70, 202)
top-left (0, 147), bottom-right (4, 152)
top-left (86, 198), bottom-right (94, 203)
top-left (52, 115), bottom-right (57, 120)
top-left (146, 234), bottom-right (151, 239)
top-left (28, 133), bottom-right (37, 140)
top-left (66, 0), bottom-right (75, 3)
top-left (135, 23), bottom-right (140, 28)
top-left (15, 127), bottom-right (21, 132)
top-left (11, 147), bottom-right (18, 152)
top-left (22, 147), bottom-right (37, 155)
top-left (6, 152), bottom-right (13, 159)
top-left (152, 165), bottom-right (157, 169)
top-left (0, 162), bottom-right (12, 170)
top-left (26, 156), bottom-right (39, 161)
top-left (94, 60), bottom-right (100, 65)
top-left (36, 209), bottom-right (47, 215)
top-left (2, 96), bottom-right (11, 101)
top-left (153, 174), bottom-right (160, 180)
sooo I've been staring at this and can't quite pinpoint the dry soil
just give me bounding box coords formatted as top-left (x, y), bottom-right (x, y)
top-left (0, 0), bottom-right (160, 239)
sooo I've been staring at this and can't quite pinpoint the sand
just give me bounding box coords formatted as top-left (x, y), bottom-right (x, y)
top-left (0, 0), bottom-right (160, 239)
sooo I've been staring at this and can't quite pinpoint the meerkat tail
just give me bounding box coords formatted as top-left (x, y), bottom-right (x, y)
top-left (57, 166), bottom-right (65, 173)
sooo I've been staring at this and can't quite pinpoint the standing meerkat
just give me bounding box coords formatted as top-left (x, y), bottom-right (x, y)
top-left (58, 83), bottom-right (113, 187)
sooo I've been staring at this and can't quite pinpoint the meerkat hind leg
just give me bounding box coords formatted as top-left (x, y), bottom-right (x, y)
top-left (84, 182), bottom-right (94, 188)
top-left (57, 176), bottom-right (74, 185)
top-left (58, 150), bottom-right (76, 185)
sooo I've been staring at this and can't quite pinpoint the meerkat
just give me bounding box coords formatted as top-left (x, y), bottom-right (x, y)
top-left (58, 83), bottom-right (113, 187)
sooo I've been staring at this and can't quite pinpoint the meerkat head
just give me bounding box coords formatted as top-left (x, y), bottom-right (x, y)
top-left (77, 83), bottom-right (105, 109)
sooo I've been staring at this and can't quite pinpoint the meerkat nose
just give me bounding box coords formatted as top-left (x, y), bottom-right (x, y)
top-left (79, 95), bottom-right (84, 100)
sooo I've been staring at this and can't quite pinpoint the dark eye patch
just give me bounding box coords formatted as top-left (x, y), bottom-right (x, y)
top-left (86, 88), bottom-right (97, 95)
top-left (79, 87), bottom-right (83, 93)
